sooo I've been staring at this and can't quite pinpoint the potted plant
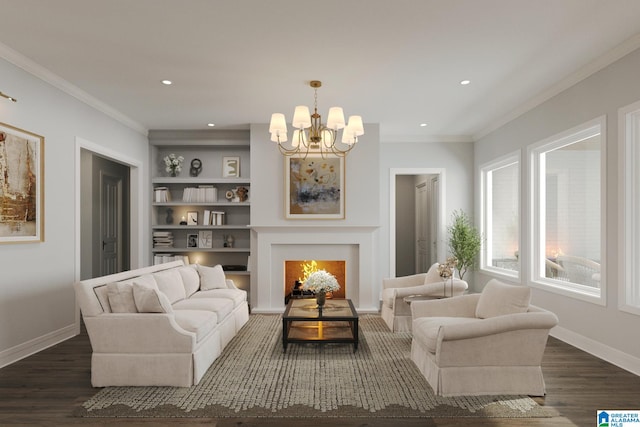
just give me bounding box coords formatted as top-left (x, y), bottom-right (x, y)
top-left (447, 210), bottom-right (482, 280)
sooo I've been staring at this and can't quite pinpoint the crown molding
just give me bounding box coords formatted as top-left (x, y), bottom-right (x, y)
top-left (381, 133), bottom-right (474, 144)
top-left (473, 32), bottom-right (640, 141)
top-left (0, 42), bottom-right (148, 136)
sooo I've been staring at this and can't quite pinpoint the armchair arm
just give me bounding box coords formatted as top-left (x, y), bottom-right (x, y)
top-left (435, 311), bottom-right (559, 367)
top-left (226, 279), bottom-right (239, 289)
top-left (393, 279), bottom-right (467, 299)
top-left (382, 273), bottom-right (427, 290)
top-left (439, 311), bottom-right (559, 342)
top-left (84, 313), bottom-right (196, 353)
top-left (411, 294), bottom-right (480, 319)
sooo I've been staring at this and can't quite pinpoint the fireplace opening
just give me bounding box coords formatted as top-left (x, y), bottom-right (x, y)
top-left (284, 260), bottom-right (346, 304)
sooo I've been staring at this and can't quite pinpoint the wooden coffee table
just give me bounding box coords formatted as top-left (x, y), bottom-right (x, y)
top-left (282, 299), bottom-right (359, 352)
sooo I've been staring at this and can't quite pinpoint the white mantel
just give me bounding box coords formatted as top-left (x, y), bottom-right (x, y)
top-left (250, 226), bottom-right (379, 313)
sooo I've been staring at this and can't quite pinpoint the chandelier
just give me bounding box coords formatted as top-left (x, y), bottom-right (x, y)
top-left (268, 80), bottom-right (364, 157)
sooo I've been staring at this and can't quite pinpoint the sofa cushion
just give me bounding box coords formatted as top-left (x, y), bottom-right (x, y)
top-left (198, 264), bottom-right (227, 290)
top-left (476, 279), bottom-right (531, 319)
top-left (173, 310), bottom-right (218, 342)
top-left (191, 288), bottom-right (247, 307)
top-left (106, 282), bottom-right (138, 313)
top-left (152, 268), bottom-right (187, 304)
top-left (178, 265), bottom-right (200, 297)
top-left (172, 297), bottom-right (234, 322)
top-left (117, 274), bottom-right (158, 288)
top-left (413, 317), bottom-right (480, 353)
top-left (132, 282), bottom-right (174, 313)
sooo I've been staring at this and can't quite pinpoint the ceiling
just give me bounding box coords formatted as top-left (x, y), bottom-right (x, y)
top-left (1, 0), bottom-right (640, 143)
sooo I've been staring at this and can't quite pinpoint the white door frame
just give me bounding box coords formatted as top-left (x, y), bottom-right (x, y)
top-left (389, 168), bottom-right (446, 278)
top-left (74, 137), bottom-right (144, 333)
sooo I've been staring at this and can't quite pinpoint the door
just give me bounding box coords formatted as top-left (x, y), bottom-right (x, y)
top-left (415, 181), bottom-right (429, 273)
top-left (100, 173), bottom-right (122, 275)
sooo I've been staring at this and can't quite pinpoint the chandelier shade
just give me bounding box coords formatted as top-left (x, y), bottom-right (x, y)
top-left (269, 80), bottom-right (363, 157)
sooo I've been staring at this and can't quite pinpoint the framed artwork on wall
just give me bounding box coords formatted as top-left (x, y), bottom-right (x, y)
top-left (285, 155), bottom-right (344, 219)
top-left (0, 122), bottom-right (45, 243)
top-left (198, 230), bottom-right (213, 248)
top-left (187, 211), bottom-right (198, 226)
top-left (187, 234), bottom-right (198, 248)
top-left (222, 156), bottom-right (240, 178)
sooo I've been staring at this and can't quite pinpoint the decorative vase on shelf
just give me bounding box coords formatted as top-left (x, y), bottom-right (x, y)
top-left (315, 290), bottom-right (326, 308)
top-left (164, 153), bottom-right (184, 178)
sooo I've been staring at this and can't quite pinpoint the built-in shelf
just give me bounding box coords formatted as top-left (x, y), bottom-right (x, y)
top-left (152, 247), bottom-right (249, 253)
top-left (152, 225), bottom-right (249, 230)
top-left (152, 202), bottom-right (250, 207)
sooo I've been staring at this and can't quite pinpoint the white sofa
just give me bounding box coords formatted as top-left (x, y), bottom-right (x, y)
top-left (74, 260), bottom-right (249, 387)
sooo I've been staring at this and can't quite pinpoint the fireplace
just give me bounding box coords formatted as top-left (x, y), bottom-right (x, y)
top-left (251, 225), bottom-right (379, 312)
top-left (284, 260), bottom-right (346, 303)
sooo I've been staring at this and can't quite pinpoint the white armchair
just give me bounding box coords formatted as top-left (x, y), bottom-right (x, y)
top-left (410, 279), bottom-right (558, 396)
top-left (381, 263), bottom-right (468, 332)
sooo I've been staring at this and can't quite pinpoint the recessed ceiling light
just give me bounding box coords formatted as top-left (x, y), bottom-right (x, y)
top-left (207, 123), bottom-right (215, 127)
top-left (460, 80), bottom-right (471, 85)
top-left (161, 80), bottom-right (172, 85)
top-left (420, 123), bottom-right (428, 127)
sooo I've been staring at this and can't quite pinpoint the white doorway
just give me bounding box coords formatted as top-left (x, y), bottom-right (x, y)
top-left (390, 168), bottom-right (445, 278)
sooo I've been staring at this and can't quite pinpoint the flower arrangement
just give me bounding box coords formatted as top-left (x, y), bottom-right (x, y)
top-left (164, 153), bottom-right (184, 176)
top-left (438, 256), bottom-right (458, 297)
top-left (302, 269), bottom-right (341, 294)
top-left (437, 256), bottom-right (458, 279)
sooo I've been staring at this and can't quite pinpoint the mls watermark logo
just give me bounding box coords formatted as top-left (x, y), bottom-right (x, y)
top-left (598, 410), bottom-right (640, 426)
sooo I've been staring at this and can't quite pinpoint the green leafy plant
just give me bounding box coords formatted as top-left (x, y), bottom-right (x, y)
top-left (447, 210), bottom-right (482, 280)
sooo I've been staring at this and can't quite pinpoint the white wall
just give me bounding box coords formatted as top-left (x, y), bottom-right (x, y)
top-left (248, 123), bottom-right (381, 310)
top-left (474, 47), bottom-right (640, 371)
top-left (249, 123), bottom-right (380, 227)
top-left (0, 58), bottom-right (149, 367)
top-left (379, 141), bottom-right (475, 283)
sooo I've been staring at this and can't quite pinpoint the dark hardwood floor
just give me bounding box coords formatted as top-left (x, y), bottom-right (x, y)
top-left (1, 325), bottom-right (639, 427)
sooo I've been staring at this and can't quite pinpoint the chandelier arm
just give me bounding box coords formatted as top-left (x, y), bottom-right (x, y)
top-left (270, 80), bottom-right (362, 158)
top-left (277, 140), bottom-right (313, 159)
top-left (330, 143), bottom-right (353, 157)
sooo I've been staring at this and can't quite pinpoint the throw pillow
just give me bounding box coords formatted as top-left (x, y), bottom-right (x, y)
top-left (132, 282), bottom-right (173, 313)
top-left (198, 264), bottom-right (227, 290)
top-left (152, 269), bottom-right (187, 304)
top-left (106, 282), bottom-right (138, 313)
top-left (475, 279), bottom-right (531, 319)
top-left (178, 265), bottom-right (201, 297)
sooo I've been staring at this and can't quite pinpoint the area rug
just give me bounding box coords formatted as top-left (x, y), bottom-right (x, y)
top-left (75, 314), bottom-right (555, 418)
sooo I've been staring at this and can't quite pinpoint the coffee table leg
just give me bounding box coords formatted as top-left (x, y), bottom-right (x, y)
top-left (282, 318), bottom-right (288, 352)
top-left (353, 319), bottom-right (359, 352)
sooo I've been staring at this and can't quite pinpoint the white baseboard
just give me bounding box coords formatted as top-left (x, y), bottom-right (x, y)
top-left (551, 326), bottom-right (640, 376)
top-left (0, 324), bottom-right (77, 369)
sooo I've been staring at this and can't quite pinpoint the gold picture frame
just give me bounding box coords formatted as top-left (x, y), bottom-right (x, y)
top-left (285, 154), bottom-right (344, 219)
top-left (0, 122), bottom-right (44, 243)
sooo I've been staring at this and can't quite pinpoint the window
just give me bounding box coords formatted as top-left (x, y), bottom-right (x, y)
top-left (481, 152), bottom-right (520, 277)
top-left (529, 117), bottom-right (605, 303)
top-left (621, 101), bottom-right (640, 315)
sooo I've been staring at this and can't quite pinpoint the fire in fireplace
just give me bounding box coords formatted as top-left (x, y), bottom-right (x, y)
top-left (284, 260), bottom-right (346, 303)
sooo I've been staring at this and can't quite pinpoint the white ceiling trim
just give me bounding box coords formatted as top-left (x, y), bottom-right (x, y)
top-left (0, 42), bottom-right (148, 136)
top-left (382, 134), bottom-right (474, 144)
top-left (473, 32), bottom-right (640, 141)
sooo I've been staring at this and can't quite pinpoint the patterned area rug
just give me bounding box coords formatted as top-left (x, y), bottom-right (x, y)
top-left (75, 314), bottom-right (555, 418)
